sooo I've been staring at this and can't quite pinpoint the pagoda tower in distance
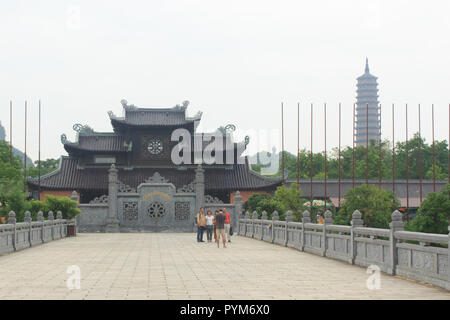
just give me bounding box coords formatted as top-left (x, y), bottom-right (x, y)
top-left (354, 58), bottom-right (380, 146)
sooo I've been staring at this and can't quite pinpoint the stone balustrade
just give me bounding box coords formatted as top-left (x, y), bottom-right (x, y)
top-left (238, 209), bottom-right (450, 291)
top-left (0, 211), bottom-right (76, 255)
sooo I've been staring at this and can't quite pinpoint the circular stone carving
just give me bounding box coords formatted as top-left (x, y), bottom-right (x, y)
top-left (147, 202), bottom-right (165, 218)
top-left (147, 138), bottom-right (163, 155)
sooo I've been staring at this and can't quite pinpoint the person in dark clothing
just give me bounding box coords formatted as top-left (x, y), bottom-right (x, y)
top-left (215, 209), bottom-right (227, 248)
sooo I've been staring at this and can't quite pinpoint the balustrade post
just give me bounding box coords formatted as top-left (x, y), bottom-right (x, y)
top-left (48, 211), bottom-right (54, 240)
top-left (261, 211), bottom-right (267, 240)
top-left (323, 210), bottom-right (333, 257)
top-left (285, 210), bottom-right (293, 247)
top-left (244, 211), bottom-right (250, 236)
top-left (24, 211), bottom-right (32, 247)
top-left (57, 211), bottom-right (63, 238)
top-left (351, 210), bottom-right (363, 265)
top-left (301, 211), bottom-right (311, 251)
top-left (37, 211), bottom-right (44, 243)
top-left (252, 211), bottom-right (258, 238)
top-left (271, 211), bottom-right (279, 244)
top-left (388, 210), bottom-right (404, 275)
top-left (234, 191), bottom-right (243, 234)
top-left (8, 211), bottom-right (16, 251)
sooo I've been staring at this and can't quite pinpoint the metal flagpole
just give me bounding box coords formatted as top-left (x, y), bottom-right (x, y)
top-left (9, 101), bottom-right (12, 165)
top-left (405, 104), bottom-right (409, 220)
top-left (338, 103), bottom-right (341, 208)
top-left (432, 104), bottom-right (436, 192)
top-left (297, 102), bottom-right (300, 189)
top-left (38, 100), bottom-right (42, 198)
top-left (366, 103), bottom-right (369, 185)
top-left (378, 104), bottom-right (382, 189)
top-left (281, 102), bottom-right (285, 186)
top-left (24, 101), bottom-right (27, 191)
top-left (324, 103), bottom-right (327, 209)
top-left (352, 103), bottom-right (355, 189)
top-left (392, 103), bottom-right (395, 193)
top-left (418, 104), bottom-right (423, 203)
top-left (310, 103), bottom-right (313, 210)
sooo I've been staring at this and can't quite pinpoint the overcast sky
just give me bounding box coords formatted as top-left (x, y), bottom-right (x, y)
top-left (1, 0), bottom-right (449, 161)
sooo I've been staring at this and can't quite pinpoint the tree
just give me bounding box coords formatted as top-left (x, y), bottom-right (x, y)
top-left (406, 184), bottom-right (450, 234)
top-left (273, 183), bottom-right (306, 221)
top-left (43, 195), bottom-right (81, 219)
top-left (255, 198), bottom-right (286, 220)
top-left (335, 184), bottom-right (400, 228)
top-left (246, 193), bottom-right (271, 213)
top-left (250, 133), bottom-right (449, 181)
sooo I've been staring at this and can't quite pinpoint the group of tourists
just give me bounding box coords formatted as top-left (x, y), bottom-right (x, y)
top-left (196, 207), bottom-right (232, 248)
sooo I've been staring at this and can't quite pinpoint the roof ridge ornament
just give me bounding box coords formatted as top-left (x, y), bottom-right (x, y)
top-left (145, 172), bottom-right (169, 184)
top-left (365, 57), bottom-right (370, 74)
top-left (73, 123), bottom-right (95, 135)
top-left (121, 99), bottom-right (137, 111)
top-left (174, 100), bottom-right (189, 111)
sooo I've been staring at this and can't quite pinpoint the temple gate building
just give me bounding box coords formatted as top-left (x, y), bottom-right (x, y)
top-left (28, 100), bottom-right (280, 232)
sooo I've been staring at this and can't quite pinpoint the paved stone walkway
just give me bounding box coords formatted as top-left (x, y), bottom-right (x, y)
top-left (0, 233), bottom-right (449, 300)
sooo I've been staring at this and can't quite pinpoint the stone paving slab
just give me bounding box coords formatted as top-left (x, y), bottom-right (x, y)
top-left (0, 233), bottom-right (449, 300)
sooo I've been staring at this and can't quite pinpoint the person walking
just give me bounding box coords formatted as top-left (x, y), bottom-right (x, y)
top-left (205, 210), bottom-right (214, 242)
top-left (213, 210), bottom-right (218, 243)
top-left (223, 207), bottom-right (231, 243)
top-left (215, 209), bottom-right (227, 248)
top-left (196, 208), bottom-right (206, 242)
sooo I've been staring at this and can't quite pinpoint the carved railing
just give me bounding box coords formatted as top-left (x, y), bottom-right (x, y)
top-left (0, 211), bottom-right (76, 255)
top-left (238, 209), bottom-right (450, 291)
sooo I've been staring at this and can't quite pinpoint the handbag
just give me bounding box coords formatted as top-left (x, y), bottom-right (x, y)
top-left (229, 226), bottom-right (233, 236)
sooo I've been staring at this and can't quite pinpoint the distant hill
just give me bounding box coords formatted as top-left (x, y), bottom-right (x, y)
top-left (0, 121), bottom-right (34, 167)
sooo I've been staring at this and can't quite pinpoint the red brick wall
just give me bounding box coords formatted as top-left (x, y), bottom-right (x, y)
top-left (230, 190), bottom-right (270, 204)
top-left (40, 190), bottom-right (79, 203)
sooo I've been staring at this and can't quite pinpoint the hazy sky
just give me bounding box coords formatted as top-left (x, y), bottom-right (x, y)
top-left (1, 0), bottom-right (449, 161)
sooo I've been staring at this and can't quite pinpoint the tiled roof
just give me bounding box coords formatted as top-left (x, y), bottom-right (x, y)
top-left (110, 109), bottom-right (196, 127)
top-left (28, 157), bottom-right (281, 192)
top-left (64, 135), bottom-right (128, 153)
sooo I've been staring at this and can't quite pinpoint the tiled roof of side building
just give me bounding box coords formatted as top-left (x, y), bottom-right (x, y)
top-left (28, 157), bottom-right (281, 192)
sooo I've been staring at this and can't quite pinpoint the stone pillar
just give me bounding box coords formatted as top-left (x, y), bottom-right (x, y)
top-left (301, 210), bottom-right (311, 251)
top-left (251, 211), bottom-right (258, 238)
top-left (48, 211), bottom-right (54, 240)
top-left (195, 164), bottom-right (205, 214)
top-left (8, 211), bottom-right (16, 251)
top-left (285, 210), bottom-right (293, 247)
top-left (8, 211), bottom-right (16, 224)
top-left (37, 211), bottom-right (44, 243)
top-left (271, 211), bottom-right (279, 244)
top-left (351, 210), bottom-right (364, 265)
top-left (261, 211), bottom-right (267, 240)
top-left (234, 191), bottom-right (243, 233)
top-left (322, 210), bottom-right (333, 257)
top-left (106, 164), bottom-right (120, 233)
top-left (243, 210), bottom-right (250, 236)
top-left (70, 191), bottom-right (79, 203)
top-left (389, 210), bottom-right (404, 275)
top-left (24, 211), bottom-right (32, 247)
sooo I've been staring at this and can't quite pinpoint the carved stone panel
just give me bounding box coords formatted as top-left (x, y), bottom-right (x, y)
top-left (175, 202), bottom-right (190, 221)
top-left (123, 201), bottom-right (138, 221)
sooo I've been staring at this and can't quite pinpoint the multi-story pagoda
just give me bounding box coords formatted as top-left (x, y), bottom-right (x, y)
top-left (28, 100), bottom-right (280, 204)
top-left (355, 58), bottom-right (381, 146)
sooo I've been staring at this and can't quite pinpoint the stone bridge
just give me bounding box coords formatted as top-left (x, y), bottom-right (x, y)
top-left (0, 212), bottom-right (449, 299)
